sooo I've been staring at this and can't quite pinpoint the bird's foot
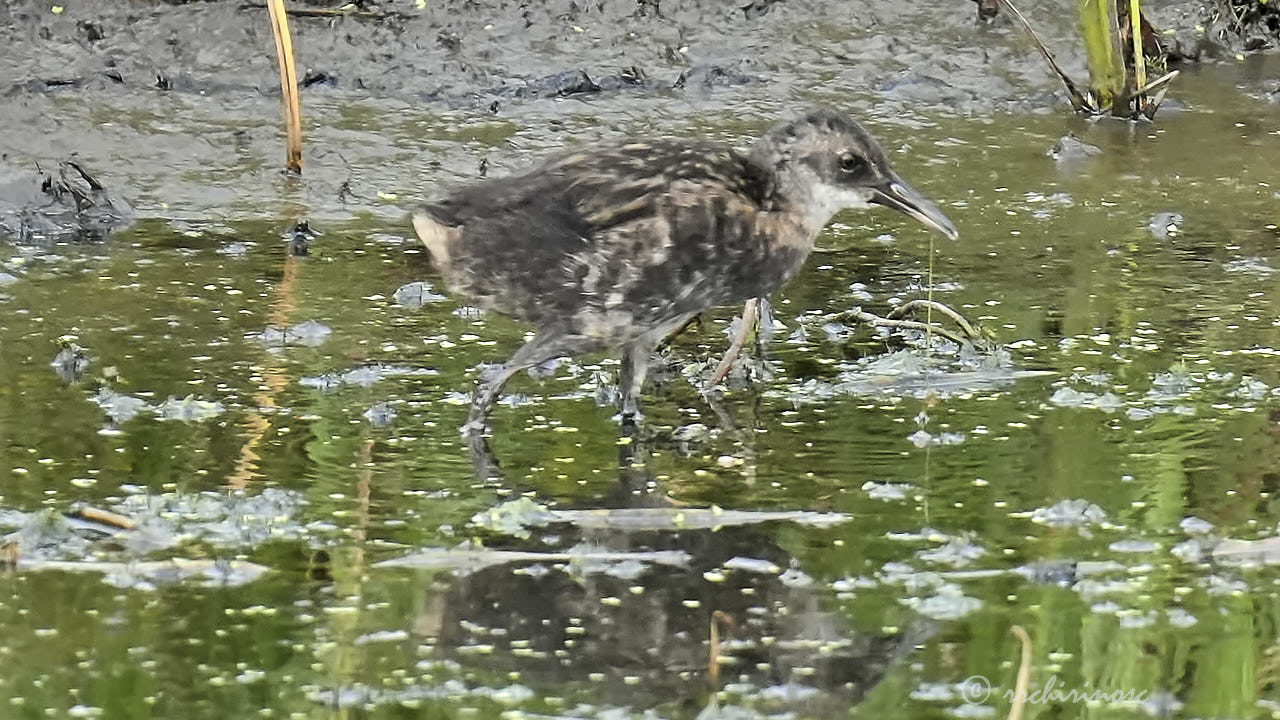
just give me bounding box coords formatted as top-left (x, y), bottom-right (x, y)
top-left (464, 429), bottom-right (503, 482)
top-left (459, 414), bottom-right (490, 438)
top-left (612, 408), bottom-right (644, 426)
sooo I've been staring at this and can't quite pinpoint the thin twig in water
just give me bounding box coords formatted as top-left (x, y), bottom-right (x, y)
top-left (839, 308), bottom-right (971, 346)
top-left (835, 307), bottom-right (977, 347)
top-left (69, 505), bottom-right (136, 531)
top-left (1140, 69), bottom-right (1178, 119)
top-left (887, 299), bottom-right (982, 338)
top-left (1008, 625), bottom-right (1032, 720)
top-left (240, 2), bottom-right (388, 18)
top-left (1135, 68), bottom-right (1179, 97)
top-left (996, 0), bottom-right (1096, 113)
top-left (708, 610), bottom-right (735, 687)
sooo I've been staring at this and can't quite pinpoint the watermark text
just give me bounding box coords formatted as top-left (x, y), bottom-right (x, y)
top-left (960, 674), bottom-right (1152, 706)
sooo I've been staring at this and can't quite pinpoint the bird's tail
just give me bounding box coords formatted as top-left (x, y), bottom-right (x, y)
top-left (411, 210), bottom-right (459, 276)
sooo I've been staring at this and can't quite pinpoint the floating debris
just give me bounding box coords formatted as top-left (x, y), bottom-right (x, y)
top-left (901, 584), bottom-right (983, 620)
top-left (910, 683), bottom-right (959, 702)
top-left (1179, 516), bottom-right (1214, 535)
top-left (92, 387), bottom-right (151, 423)
top-left (1016, 560), bottom-right (1085, 586)
top-left (1211, 536), bottom-right (1280, 566)
top-left (300, 364), bottom-right (437, 390)
top-left (354, 630), bottom-right (410, 646)
top-left (88, 390), bottom-right (223, 424)
top-left (906, 429), bottom-right (966, 447)
top-left (0, 271), bottom-right (18, 286)
top-left (1109, 539), bottom-right (1159, 553)
top-left (1222, 256), bottom-right (1274, 275)
top-left (779, 565), bottom-right (815, 588)
top-left (722, 556), bottom-right (782, 575)
top-left (1147, 212), bottom-right (1183, 239)
top-left (13, 558), bottom-right (268, 589)
top-left (1049, 134), bottom-right (1101, 162)
top-left (393, 281), bottom-right (446, 309)
top-left (1147, 369), bottom-right (1197, 402)
top-left (113, 487), bottom-right (308, 548)
top-left (1029, 499), bottom-right (1107, 529)
top-left (251, 319), bottom-right (332, 348)
top-left (918, 538), bottom-right (986, 567)
top-left (777, 349), bottom-right (1052, 403)
top-left (848, 281), bottom-right (873, 301)
top-left (1048, 387), bottom-right (1124, 411)
top-left (363, 401), bottom-right (397, 427)
top-left (374, 543), bottom-right (690, 575)
top-left (157, 395), bottom-right (225, 421)
top-left (471, 498), bottom-right (851, 535)
top-left (216, 242), bottom-right (249, 258)
top-left (1, 490), bottom-right (300, 586)
top-left (862, 481), bottom-right (914, 502)
top-left (1230, 376), bottom-right (1271, 401)
top-left (1140, 691), bottom-right (1185, 718)
top-left (1171, 539), bottom-right (1205, 563)
top-left (308, 679), bottom-right (538, 710)
top-left (470, 497), bottom-right (555, 539)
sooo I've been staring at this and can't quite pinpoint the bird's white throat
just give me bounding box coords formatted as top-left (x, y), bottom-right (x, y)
top-left (800, 183), bottom-right (876, 236)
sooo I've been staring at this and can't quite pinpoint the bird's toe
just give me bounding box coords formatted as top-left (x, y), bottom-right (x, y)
top-left (613, 409), bottom-right (644, 426)
top-left (460, 417), bottom-right (489, 437)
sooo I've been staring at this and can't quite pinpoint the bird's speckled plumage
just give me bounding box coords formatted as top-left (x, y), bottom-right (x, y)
top-left (413, 108), bottom-right (957, 432)
top-left (419, 141), bottom-right (811, 344)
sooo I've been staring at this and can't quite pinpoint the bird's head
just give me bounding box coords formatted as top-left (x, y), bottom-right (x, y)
top-left (749, 109), bottom-right (958, 240)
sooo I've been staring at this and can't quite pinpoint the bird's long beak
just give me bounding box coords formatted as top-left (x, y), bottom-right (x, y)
top-left (870, 175), bottom-right (959, 240)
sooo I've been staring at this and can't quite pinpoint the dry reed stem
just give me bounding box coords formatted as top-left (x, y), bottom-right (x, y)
top-left (267, 0), bottom-right (302, 173)
top-left (708, 610), bottom-right (735, 686)
top-left (1129, 0), bottom-right (1147, 107)
top-left (70, 505), bottom-right (136, 531)
top-left (1008, 625), bottom-right (1032, 720)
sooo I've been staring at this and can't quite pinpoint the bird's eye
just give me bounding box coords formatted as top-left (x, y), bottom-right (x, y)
top-left (838, 152), bottom-right (864, 174)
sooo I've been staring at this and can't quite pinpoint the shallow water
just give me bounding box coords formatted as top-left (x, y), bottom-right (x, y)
top-left (5, 1), bottom-right (1280, 719)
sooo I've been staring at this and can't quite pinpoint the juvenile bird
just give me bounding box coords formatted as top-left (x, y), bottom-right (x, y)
top-left (413, 108), bottom-right (958, 433)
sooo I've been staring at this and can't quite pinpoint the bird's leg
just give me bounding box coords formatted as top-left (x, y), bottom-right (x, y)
top-left (709, 297), bottom-right (761, 385)
top-left (466, 428), bottom-right (503, 482)
top-left (617, 340), bottom-right (653, 423)
top-left (617, 315), bottom-right (695, 424)
top-left (464, 330), bottom-right (576, 435)
top-left (465, 363), bottom-right (527, 434)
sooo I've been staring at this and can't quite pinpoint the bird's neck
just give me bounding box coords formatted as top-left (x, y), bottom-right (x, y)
top-left (757, 200), bottom-right (825, 261)
top-left (770, 185), bottom-right (859, 247)
top-left (754, 164), bottom-right (870, 240)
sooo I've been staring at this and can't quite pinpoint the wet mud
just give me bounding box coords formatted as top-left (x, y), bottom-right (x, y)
top-left (1, 0), bottom-right (1265, 239)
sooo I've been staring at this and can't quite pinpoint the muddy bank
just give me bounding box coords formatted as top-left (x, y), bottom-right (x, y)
top-left (2, 0), bottom-right (1253, 241)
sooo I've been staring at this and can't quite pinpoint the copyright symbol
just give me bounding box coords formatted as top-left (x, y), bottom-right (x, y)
top-left (959, 675), bottom-right (991, 704)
